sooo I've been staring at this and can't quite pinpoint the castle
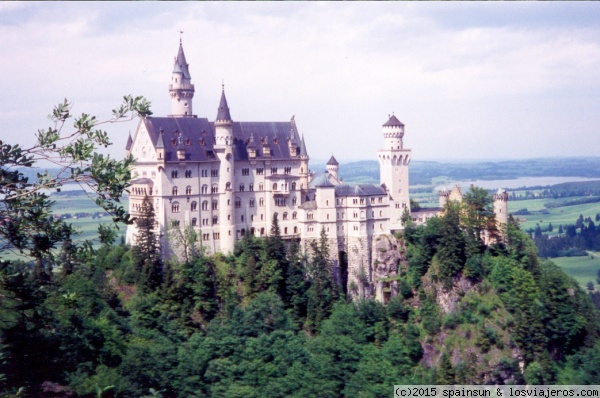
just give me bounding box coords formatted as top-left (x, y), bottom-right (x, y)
top-left (126, 40), bottom-right (508, 302)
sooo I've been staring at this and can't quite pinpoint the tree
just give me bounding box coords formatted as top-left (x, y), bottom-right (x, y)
top-left (437, 201), bottom-right (466, 288)
top-left (462, 186), bottom-right (497, 251)
top-left (132, 195), bottom-right (163, 291)
top-left (0, 96), bottom-right (151, 270)
top-left (306, 227), bottom-right (335, 332)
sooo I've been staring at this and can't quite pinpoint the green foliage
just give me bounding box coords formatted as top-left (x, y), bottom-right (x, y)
top-left (437, 201), bottom-right (466, 288)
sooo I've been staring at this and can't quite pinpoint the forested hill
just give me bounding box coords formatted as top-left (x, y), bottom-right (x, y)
top-left (2, 190), bottom-right (600, 396)
top-left (309, 157), bottom-right (600, 185)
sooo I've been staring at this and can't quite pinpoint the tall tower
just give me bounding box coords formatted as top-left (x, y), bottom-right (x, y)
top-left (299, 134), bottom-right (310, 190)
top-left (377, 114), bottom-right (411, 231)
top-left (493, 188), bottom-right (509, 227)
top-left (169, 39), bottom-right (195, 117)
top-left (214, 86), bottom-right (235, 253)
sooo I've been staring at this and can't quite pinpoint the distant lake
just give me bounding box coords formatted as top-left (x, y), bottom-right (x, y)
top-left (435, 176), bottom-right (600, 191)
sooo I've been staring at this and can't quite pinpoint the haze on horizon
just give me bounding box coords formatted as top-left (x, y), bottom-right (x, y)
top-left (1, 2), bottom-right (599, 163)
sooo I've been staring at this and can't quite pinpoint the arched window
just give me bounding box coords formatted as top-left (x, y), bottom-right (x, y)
top-left (272, 183), bottom-right (278, 191)
top-left (172, 202), bottom-right (180, 213)
top-left (259, 183), bottom-right (264, 191)
top-left (212, 200), bottom-right (218, 210)
top-left (172, 186), bottom-right (178, 196)
top-left (260, 228), bottom-right (265, 236)
top-left (291, 182), bottom-right (296, 191)
top-left (211, 184), bottom-right (218, 194)
top-left (283, 212), bottom-right (288, 220)
top-left (201, 201), bottom-right (208, 211)
top-left (192, 218), bottom-right (197, 226)
top-left (284, 227), bottom-right (288, 234)
top-left (293, 226), bottom-right (298, 234)
top-left (186, 186), bottom-right (192, 195)
top-left (191, 201), bottom-right (197, 211)
top-left (259, 198), bottom-right (265, 207)
top-left (171, 170), bottom-right (178, 179)
top-left (239, 184), bottom-right (245, 192)
top-left (201, 185), bottom-right (208, 194)
top-left (292, 211), bottom-right (297, 220)
top-left (226, 182), bottom-right (231, 190)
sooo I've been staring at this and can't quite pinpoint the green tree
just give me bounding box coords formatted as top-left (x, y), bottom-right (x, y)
top-left (306, 227), bottom-right (336, 332)
top-left (462, 186), bottom-right (497, 253)
top-left (436, 352), bottom-right (456, 384)
top-left (132, 195), bottom-right (163, 291)
top-left (437, 201), bottom-right (466, 288)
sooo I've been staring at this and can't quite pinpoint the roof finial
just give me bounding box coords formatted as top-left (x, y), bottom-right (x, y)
top-left (179, 29), bottom-right (184, 44)
top-left (222, 79), bottom-right (225, 92)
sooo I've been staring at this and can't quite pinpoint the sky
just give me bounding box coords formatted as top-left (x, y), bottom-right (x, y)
top-left (1, 1), bottom-right (600, 164)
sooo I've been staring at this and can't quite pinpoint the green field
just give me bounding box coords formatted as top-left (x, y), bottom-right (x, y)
top-left (550, 252), bottom-right (600, 289)
top-left (508, 199), bottom-right (600, 232)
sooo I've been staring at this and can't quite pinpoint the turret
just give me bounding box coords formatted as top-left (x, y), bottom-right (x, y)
top-left (169, 38), bottom-right (195, 117)
top-left (156, 129), bottom-right (165, 163)
top-left (125, 132), bottom-right (133, 157)
top-left (176, 132), bottom-right (186, 161)
top-left (382, 114), bottom-right (404, 151)
top-left (214, 85), bottom-right (233, 149)
top-left (326, 155), bottom-right (339, 180)
top-left (493, 188), bottom-right (509, 226)
top-left (299, 134), bottom-right (309, 190)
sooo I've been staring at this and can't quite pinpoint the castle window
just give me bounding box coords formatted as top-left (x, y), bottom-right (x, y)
top-left (211, 184), bottom-right (218, 194)
top-left (192, 218), bottom-right (197, 226)
top-left (235, 199), bottom-right (241, 208)
top-left (275, 198), bottom-right (286, 207)
top-left (291, 182), bottom-right (296, 191)
top-left (241, 215), bottom-right (244, 222)
top-left (378, 197), bottom-right (383, 203)
top-left (185, 170), bottom-right (192, 178)
top-left (213, 233), bottom-right (220, 240)
top-left (211, 169), bottom-right (219, 177)
top-left (203, 233), bottom-right (210, 241)
top-left (226, 182), bottom-right (231, 190)
top-left (271, 167), bottom-right (278, 175)
top-left (360, 198), bottom-right (365, 205)
top-left (171, 170), bottom-right (178, 179)
top-left (172, 220), bottom-right (180, 227)
top-left (239, 184), bottom-right (245, 192)
top-left (272, 183), bottom-right (278, 191)
top-left (292, 212), bottom-right (297, 220)
top-left (191, 201), bottom-right (197, 211)
top-left (251, 215), bottom-right (254, 221)
top-left (172, 186), bottom-right (178, 196)
top-left (212, 200), bottom-right (218, 210)
top-left (249, 199), bottom-right (255, 207)
top-left (284, 227), bottom-right (288, 234)
top-left (212, 216), bottom-right (218, 225)
top-left (353, 212), bottom-right (358, 218)
top-left (353, 199), bottom-right (358, 205)
top-left (259, 183), bottom-right (264, 191)
top-left (259, 198), bottom-right (265, 207)
top-left (294, 226), bottom-right (298, 234)
top-left (228, 215), bottom-right (231, 220)
top-left (327, 214), bottom-right (329, 220)
top-left (260, 214), bottom-right (264, 220)
top-left (202, 201), bottom-right (208, 211)
top-left (284, 167), bottom-right (291, 174)
top-left (260, 228), bottom-right (265, 236)
top-left (257, 168), bottom-right (264, 175)
top-left (370, 198), bottom-right (375, 204)
top-left (283, 212), bottom-right (288, 220)
top-left (249, 184), bottom-right (254, 192)
top-left (201, 185), bottom-right (208, 194)
top-left (202, 218), bottom-right (209, 226)
top-left (242, 168), bottom-right (250, 176)
top-left (201, 169), bottom-right (208, 177)
top-left (172, 202), bottom-right (180, 213)
top-left (186, 186), bottom-right (192, 195)
top-left (307, 212), bottom-right (314, 220)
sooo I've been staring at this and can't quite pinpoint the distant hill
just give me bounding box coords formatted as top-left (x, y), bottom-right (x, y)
top-left (20, 157), bottom-right (600, 188)
top-left (335, 157), bottom-right (600, 186)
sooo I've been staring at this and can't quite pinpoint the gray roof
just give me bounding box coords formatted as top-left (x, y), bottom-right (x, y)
top-left (216, 88), bottom-right (232, 121)
top-left (335, 184), bottom-right (386, 197)
top-left (300, 134), bottom-right (308, 157)
top-left (125, 133), bottom-right (133, 150)
top-left (132, 178), bottom-right (154, 185)
top-left (139, 117), bottom-right (303, 162)
top-left (383, 114), bottom-right (404, 127)
top-left (173, 42), bottom-right (191, 80)
top-left (311, 173), bottom-right (335, 188)
top-left (327, 155), bottom-right (339, 166)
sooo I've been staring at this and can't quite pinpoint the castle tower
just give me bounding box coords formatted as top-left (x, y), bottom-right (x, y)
top-left (299, 134), bottom-right (309, 190)
top-left (214, 86), bottom-right (235, 253)
top-left (326, 155), bottom-right (339, 180)
top-left (169, 39), bottom-right (195, 117)
top-left (438, 188), bottom-right (450, 208)
top-left (377, 114), bottom-right (411, 231)
top-left (493, 188), bottom-right (509, 227)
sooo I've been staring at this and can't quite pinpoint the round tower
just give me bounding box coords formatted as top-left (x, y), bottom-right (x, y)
top-left (493, 188), bottom-right (509, 226)
top-left (326, 155), bottom-right (339, 180)
top-left (383, 114), bottom-right (404, 151)
top-left (169, 38), bottom-right (195, 117)
top-left (214, 86), bottom-right (235, 253)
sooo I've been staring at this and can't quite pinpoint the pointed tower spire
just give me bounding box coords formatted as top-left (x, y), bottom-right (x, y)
top-left (125, 132), bottom-right (133, 150)
top-left (300, 133), bottom-right (308, 157)
top-left (156, 129), bottom-right (165, 148)
top-left (169, 38), bottom-right (195, 117)
top-left (216, 84), bottom-right (232, 122)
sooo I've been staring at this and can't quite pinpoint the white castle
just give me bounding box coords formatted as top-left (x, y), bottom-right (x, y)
top-left (126, 40), bottom-right (508, 302)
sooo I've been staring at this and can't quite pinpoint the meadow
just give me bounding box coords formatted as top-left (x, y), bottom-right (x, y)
top-left (549, 253), bottom-right (600, 289)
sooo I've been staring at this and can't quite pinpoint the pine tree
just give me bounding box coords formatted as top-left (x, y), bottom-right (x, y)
top-left (437, 201), bottom-right (466, 289)
top-left (286, 237), bottom-right (308, 327)
top-left (436, 352), bottom-right (456, 384)
top-left (306, 227), bottom-right (335, 332)
top-left (132, 195), bottom-right (163, 291)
